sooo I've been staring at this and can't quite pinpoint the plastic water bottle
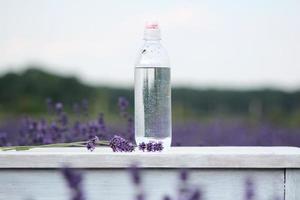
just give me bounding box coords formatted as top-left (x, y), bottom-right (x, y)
top-left (134, 21), bottom-right (172, 147)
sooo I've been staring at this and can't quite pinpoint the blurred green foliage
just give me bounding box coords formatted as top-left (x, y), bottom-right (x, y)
top-left (0, 68), bottom-right (300, 126)
top-left (0, 68), bottom-right (94, 113)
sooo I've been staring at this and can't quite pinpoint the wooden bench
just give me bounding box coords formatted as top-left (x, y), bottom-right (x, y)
top-left (0, 147), bottom-right (299, 200)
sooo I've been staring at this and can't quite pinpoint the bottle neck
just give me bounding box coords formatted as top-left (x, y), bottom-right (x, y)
top-left (143, 39), bottom-right (161, 44)
top-left (136, 38), bottom-right (169, 67)
top-left (144, 27), bottom-right (161, 40)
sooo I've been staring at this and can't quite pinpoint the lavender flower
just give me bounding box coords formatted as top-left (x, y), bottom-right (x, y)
top-left (189, 189), bottom-right (202, 200)
top-left (61, 166), bottom-right (85, 200)
top-left (81, 99), bottom-right (89, 116)
top-left (42, 131), bottom-right (53, 144)
top-left (87, 121), bottom-right (99, 138)
top-left (0, 132), bottom-right (8, 146)
top-left (46, 98), bottom-right (54, 114)
top-left (138, 142), bottom-right (146, 151)
top-left (136, 193), bottom-right (145, 200)
top-left (118, 96), bottom-right (129, 111)
top-left (118, 96), bottom-right (129, 117)
top-left (141, 141), bottom-right (164, 152)
top-left (72, 102), bottom-right (80, 115)
top-left (127, 116), bottom-right (134, 135)
top-left (163, 195), bottom-right (172, 200)
top-left (180, 169), bottom-right (189, 182)
top-left (59, 112), bottom-right (69, 126)
top-left (178, 168), bottom-right (195, 200)
top-left (98, 113), bottom-right (106, 133)
top-left (129, 164), bottom-right (145, 200)
top-left (55, 102), bottom-right (63, 114)
top-left (153, 142), bottom-right (164, 151)
top-left (109, 135), bottom-right (135, 152)
top-left (86, 136), bottom-right (99, 151)
top-left (245, 178), bottom-right (255, 200)
top-left (146, 142), bottom-right (153, 152)
top-left (129, 164), bottom-right (141, 185)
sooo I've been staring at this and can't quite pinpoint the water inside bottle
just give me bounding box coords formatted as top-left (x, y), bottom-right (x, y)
top-left (135, 67), bottom-right (171, 147)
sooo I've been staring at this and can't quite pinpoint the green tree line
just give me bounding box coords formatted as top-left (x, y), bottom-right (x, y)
top-left (0, 68), bottom-right (299, 123)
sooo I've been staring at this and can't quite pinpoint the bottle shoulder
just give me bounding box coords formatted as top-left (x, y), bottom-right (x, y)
top-left (135, 41), bottom-right (170, 67)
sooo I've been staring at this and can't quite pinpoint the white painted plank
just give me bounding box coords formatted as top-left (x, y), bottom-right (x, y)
top-left (0, 147), bottom-right (300, 168)
top-left (0, 169), bottom-right (284, 200)
top-left (286, 169), bottom-right (300, 200)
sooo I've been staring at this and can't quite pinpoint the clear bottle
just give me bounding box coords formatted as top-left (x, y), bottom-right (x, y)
top-left (134, 22), bottom-right (172, 147)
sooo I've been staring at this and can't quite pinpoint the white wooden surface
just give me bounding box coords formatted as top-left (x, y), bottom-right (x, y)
top-left (1, 147), bottom-right (300, 168)
top-left (0, 147), bottom-right (299, 200)
top-left (0, 169), bottom-right (284, 200)
top-left (286, 169), bottom-right (300, 200)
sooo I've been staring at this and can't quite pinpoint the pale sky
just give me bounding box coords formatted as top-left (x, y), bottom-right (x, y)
top-left (0, 0), bottom-right (299, 90)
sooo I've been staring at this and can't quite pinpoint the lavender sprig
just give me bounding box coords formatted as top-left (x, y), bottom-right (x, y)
top-left (1, 134), bottom-right (166, 153)
top-left (109, 135), bottom-right (135, 152)
top-left (138, 142), bottom-right (146, 151)
top-left (86, 136), bottom-right (99, 151)
top-left (138, 141), bottom-right (164, 152)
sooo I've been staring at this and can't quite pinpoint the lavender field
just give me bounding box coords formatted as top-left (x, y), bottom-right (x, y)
top-left (1, 96), bottom-right (299, 147)
top-left (0, 68), bottom-right (299, 148)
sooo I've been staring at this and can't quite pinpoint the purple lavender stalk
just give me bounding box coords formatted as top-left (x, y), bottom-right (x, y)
top-left (81, 99), bottom-right (89, 116)
top-left (180, 169), bottom-right (189, 182)
top-left (129, 164), bottom-right (141, 186)
top-left (0, 132), bottom-right (8, 146)
top-left (189, 189), bottom-right (202, 200)
top-left (118, 96), bottom-right (129, 111)
top-left (146, 142), bottom-right (153, 152)
top-left (136, 193), bottom-right (145, 200)
top-left (143, 141), bottom-right (164, 152)
top-left (245, 178), bottom-right (255, 200)
top-left (61, 166), bottom-right (85, 200)
top-left (55, 102), bottom-right (63, 115)
top-left (86, 136), bottom-right (99, 151)
top-left (163, 195), bottom-right (172, 200)
top-left (109, 135), bottom-right (135, 152)
top-left (98, 113), bottom-right (106, 133)
top-left (153, 142), bottom-right (164, 152)
top-left (46, 98), bottom-right (54, 114)
top-left (129, 164), bottom-right (145, 200)
top-left (138, 141), bottom-right (164, 152)
top-left (138, 142), bottom-right (146, 151)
